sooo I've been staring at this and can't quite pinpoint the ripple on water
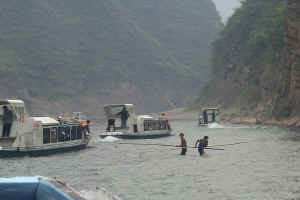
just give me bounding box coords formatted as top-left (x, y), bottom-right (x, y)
top-left (1, 121), bottom-right (300, 200)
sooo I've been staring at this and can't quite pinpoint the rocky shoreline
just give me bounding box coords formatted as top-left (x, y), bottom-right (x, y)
top-left (161, 107), bottom-right (300, 129)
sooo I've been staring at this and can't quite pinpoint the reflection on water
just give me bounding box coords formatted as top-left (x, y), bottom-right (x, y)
top-left (1, 120), bottom-right (300, 200)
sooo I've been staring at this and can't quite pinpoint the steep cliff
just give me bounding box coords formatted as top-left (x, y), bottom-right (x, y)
top-left (0, 0), bottom-right (221, 118)
top-left (197, 0), bottom-right (297, 124)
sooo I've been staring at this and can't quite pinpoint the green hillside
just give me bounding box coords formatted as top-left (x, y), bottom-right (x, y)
top-left (197, 0), bottom-right (288, 121)
top-left (0, 0), bottom-right (221, 117)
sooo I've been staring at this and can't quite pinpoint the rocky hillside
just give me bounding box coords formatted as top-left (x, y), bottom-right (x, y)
top-left (0, 0), bottom-right (221, 118)
top-left (196, 0), bottom-right (299, 124)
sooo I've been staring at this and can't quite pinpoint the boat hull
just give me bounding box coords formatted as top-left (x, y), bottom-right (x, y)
top-left (0, 141), bottom-right (89, 158)
top-left (100, 132), bottom-right (172, 139)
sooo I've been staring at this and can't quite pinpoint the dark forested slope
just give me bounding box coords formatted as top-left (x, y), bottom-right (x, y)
top-left (197, 0), bottom-right (291, 122)
top-left (0, 0), bottom-right (221, 117)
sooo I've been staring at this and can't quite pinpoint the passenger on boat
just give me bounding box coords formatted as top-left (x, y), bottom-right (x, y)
top-left (212, 112), bottom-right (216, 122)
top-left (82, 120), bottom-right (90, 137)
top-left (1, 106), bottom-right (14, 137)
top-left (107, 119), bottom-right (116, 132)
top-left (195, 138), bottom-right (205, 156)
top-left (118, 106), bottom-right (129, 128)
top-left (176, 133), bottom-right (187, 155)
top-left (203, 111), bottom-right (208, 124)
top-left (161, 113), bottom-right (171, 130)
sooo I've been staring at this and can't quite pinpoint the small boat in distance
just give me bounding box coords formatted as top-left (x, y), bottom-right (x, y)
top-left (198, 107), bottom-right (220, 126)
top-left (100, 104), bottom-right (172, 139)
top-left (0, 100), bottom-right (91, 158)
top-left (0, 176), bottom-right (86, 200)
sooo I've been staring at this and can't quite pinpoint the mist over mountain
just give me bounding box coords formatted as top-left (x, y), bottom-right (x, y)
top-left (0, 0), bottom-right (221, 118)
top-left (212, 0), bottom-right (241, 22)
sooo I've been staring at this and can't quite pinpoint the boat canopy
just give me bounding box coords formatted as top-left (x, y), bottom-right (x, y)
top-left (32, 117), bottom-right (59, 126)
top-left (202, 107), bottom-right (219, 111)
top-left (104, 104), bottom-right (134, 119)
top-left (0, 176), bottom-right (85, 200)
top-left (0, 100), bottom-right (25, 106)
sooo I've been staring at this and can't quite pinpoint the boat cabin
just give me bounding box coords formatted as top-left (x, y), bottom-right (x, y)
top-left (198, 107), bottom-right (220, 126)
top-left (31, 117), bottom-right (84, 147)
top-left (137, 115), bottom-right (169, 132)
top-left (104, 104), bottom-right (136, 132)
top-left (0, 100), bottom-right (87, 151)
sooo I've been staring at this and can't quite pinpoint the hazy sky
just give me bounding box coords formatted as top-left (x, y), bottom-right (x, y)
top-left (212, 0), bottom-right (242, 23)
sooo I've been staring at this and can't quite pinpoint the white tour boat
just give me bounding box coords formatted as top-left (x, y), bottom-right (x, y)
top-left (0, 100), bottom-right (91, 158)
top-left (100, 104), bottom-right (172, 139)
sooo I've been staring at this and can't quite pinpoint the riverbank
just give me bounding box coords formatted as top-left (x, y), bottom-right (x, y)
top-left (161, 107), bottom-right (300, 128)
top-left (151, 108), bottom-right (199, 121)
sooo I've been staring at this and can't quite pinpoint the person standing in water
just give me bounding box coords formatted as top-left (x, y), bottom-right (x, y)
top-left (203, 136), bottom-right (209, 147)
top-left (177, 133), bottom-right (187, 155)
top-left (195, 136), bottom-right (209, 156)
top-left (195, 138), bottom-right (205, 156)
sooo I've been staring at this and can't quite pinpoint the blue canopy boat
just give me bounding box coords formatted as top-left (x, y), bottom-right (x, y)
top-left (0, 176), bottom-right (86, 200)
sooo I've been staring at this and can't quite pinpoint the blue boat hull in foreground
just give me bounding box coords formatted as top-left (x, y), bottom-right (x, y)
top-left (0, 176), bottom-right (86, 200)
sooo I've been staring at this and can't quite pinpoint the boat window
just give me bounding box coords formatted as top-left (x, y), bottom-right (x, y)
top-left (76, 126), bottom-right (82, 139)
top-left (144, 120), bottom-right (167, 131)
top-left (58, 127), bottom-right (65, 142)
top-left (65, 126), bottom-right (70, 141)
top-left (50, 127), bottom-right (57, 143)
top-left (43, 128), bottom-right (50, 144)
top-left (160, 120), bottom-right (168, 130)
top-left (133, 124), bottom-right (138, 133)
top-left (71, 126), bottom-right (77, 140)
top-left (144, 120), bottom-right (150, 131)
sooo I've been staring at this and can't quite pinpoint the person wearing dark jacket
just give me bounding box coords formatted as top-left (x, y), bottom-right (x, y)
top-left (177, 133), bottom-right (187, 155)
top-left (203, 136), bottom-right (209, 147)
top-left (2, 106), bottom-right (14, 137)
top-left (195, 139), bottom-right (205, 156)
top-left (195, 136), bottom-right (209, 156)
top-left (118, 106), bottom-right (129, 128)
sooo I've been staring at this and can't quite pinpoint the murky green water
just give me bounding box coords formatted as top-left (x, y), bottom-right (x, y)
top-left (1, 120), bottom-right (300, 200)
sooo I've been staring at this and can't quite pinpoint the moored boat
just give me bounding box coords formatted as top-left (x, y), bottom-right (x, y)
top-left (0, 100), bottom-right (91, 158)
top-left (198, 107), bottom-right (220, 127)
top-left (0, 176), bottom-right (86, 200)
top-left (100, 104), bottom-right (172, 139)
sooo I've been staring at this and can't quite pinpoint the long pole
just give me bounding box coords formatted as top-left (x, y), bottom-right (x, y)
top-left (207, 142), bottom-right (248, 147)
top-left (116, 142), bottom-right (225, 150)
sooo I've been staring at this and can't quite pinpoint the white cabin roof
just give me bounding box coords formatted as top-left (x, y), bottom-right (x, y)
top-left (104, 104), bottom-right (133, 108)
top-left (7, 100), bottom-right (24, 104)
top-left (0, 99), bottom-right (25, 106)
top-left (32, 117), bottom-right (59, 126)
top-left (138, 115), bottom-right (153, 119)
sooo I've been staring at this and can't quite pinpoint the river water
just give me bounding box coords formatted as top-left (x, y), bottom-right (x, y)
top-left (1, 120), bottom-right (300, 200)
